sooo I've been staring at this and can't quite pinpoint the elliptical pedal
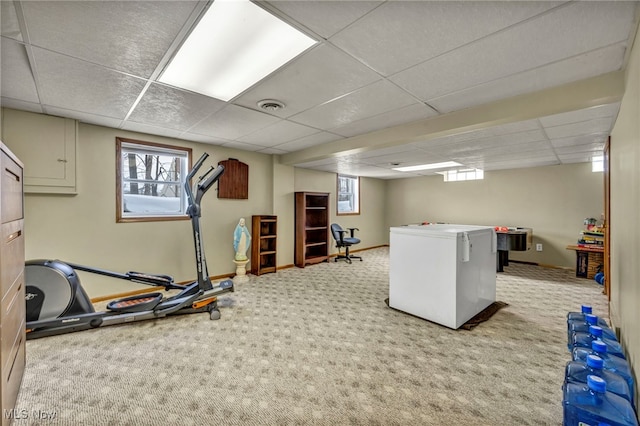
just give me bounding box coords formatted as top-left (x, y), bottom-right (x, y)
top-left (107, 293), bottom-right (163, 313)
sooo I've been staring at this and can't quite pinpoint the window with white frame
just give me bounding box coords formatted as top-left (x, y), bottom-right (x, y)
top-left (337, 174), bottom-right (360, 215)
top-left (440, 168), bottom-right (484, 182)
top-left (116, 138), bottom-right (192, 222)
top-left (592, 155), bottom-right (604, 172)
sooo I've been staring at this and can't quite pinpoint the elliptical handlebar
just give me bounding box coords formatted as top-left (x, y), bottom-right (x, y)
top-left (185, 153), bottom-right (225, 209)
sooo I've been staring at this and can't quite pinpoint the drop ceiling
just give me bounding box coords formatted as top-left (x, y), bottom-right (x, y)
top-left (1, 0), bottom-right (638, 179)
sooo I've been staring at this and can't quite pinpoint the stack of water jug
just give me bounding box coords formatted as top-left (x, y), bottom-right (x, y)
top-left (563, 305), bottom-right (638, 425)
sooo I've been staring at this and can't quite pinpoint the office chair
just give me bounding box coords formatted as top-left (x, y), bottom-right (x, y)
top-left (330, 223), bottom-right (363, 264)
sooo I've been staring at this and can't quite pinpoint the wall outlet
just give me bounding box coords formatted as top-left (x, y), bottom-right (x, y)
top-left (536, 243), bottom-right (543, 252)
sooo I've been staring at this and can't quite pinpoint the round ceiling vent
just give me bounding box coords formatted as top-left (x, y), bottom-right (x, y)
top-left (258, 99), bottom-right (285, 112)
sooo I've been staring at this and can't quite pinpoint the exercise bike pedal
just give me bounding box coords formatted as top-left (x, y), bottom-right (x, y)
top-left (107, 292), bottom-right (163, 313)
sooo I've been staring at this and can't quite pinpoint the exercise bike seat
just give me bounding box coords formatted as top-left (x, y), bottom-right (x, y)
top-left (107, 293), bottom-right (163, 313)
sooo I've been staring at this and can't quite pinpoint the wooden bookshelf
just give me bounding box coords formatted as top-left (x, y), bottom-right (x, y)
top-left (295, 192), bottom-right (329, 267)
top-left (251, 215), bottom-right (277, 275)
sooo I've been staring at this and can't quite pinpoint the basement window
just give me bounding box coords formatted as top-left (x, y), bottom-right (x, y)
top-left (592, 155), bottom-right (604, 172)
top-left (116, 138), bottom-right (192, 223)
top-left (440, 169), bottom-right (484, 182)
top-left (337, 174), bottom-right (360, 215)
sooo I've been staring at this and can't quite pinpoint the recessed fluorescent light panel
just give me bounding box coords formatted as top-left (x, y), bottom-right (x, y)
top-left (159, 0), bottom-right (317, 101)
top-left (393, 161), bottom-right (462, 172)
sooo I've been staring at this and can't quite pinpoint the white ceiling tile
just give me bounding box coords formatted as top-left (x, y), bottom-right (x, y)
top-left (120, 121), bottom-right (183, 139)
top-left (477, 157), bottom-right (560, 170)
top-left (412, 119), bottom-right (542, 149)
top-left (557, 153), bottom-right (597, 163)
top-left (330, 1), bottom-right (561, 76)
top-left (550, 133), bottom-right (608, 148)
top-left (1, 38), bottom-right (39, 103)
top-left (221, 140), bottom-right (268, 152)
top-left (358, 149), bottom-right (450, 168)
top-left (190, 105), bottom-right (281, 140)
top-left (289, 80), bottom-right (418, 129)
top-left (426, 43), bottom-right (626, 114)
top-left (272, 131), bottom-right (343, 152)
top-left (330, 103), bottom-right (438, 138)
top-left (22, 1), bottom-right (201, 78)
top-left (128, 83), bottom-right (226, 131)
top-left (392, 2), bottom-right (634, 102)
top-left (1, 1), bottom-right (23, 41)
top-left (45, 106), bottom-right (123, 129)
top-left (545, 117), bottom-right (614, 139)
top-left (238, 120), bottom-right (320, 147)
top-left (554, 142), bottom-right (603, 155)
top-left (264, 1), bottom-right (383, 39)
top-left (180, 133), bottom-right (233, 145)
top-left (257, 147), bottom-right (288, 155)
top-left (421, 129), bottom-right (547, 156)
top-left (1, 98), bottom-right (43, 114)
top-left (234, 43), bottom-right (382, 118)
top-left (539, 103), bottom-right (621, 128)
top-left (32, 48), bottom-right (146, 119)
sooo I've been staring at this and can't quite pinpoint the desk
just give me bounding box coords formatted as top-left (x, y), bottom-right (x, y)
top-left (566, 245), bottom-right (604, 279)
top-left (496, 227), bottom-right (532, 272)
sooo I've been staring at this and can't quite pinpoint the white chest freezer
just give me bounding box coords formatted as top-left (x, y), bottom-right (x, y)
top-left (388, 224), bottom-right (497, 329)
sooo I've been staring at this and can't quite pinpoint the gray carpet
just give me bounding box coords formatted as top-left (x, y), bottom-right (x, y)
top-left (14, 247), bottom-right (609, 425)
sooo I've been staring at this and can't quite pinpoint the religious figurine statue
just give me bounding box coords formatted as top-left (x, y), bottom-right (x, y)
top-left (233, 217), bottom-right (251, 261)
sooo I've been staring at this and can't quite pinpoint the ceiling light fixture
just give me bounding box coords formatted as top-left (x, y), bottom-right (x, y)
top-left (258, 99), bottom-right (285, 112)
top-left (159, 0), bottom-right (317, 102)
top-left (393, 161), bottom-right (462, 172)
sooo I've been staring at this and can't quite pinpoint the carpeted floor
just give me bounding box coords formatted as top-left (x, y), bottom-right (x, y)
top-left (13, 247), bottom-right (609, 425)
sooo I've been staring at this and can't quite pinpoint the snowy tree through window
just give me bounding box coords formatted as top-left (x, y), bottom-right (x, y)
top-left (116, 138), bottom-right (192, 222)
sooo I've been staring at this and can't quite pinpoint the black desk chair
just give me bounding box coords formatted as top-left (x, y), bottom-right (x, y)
top-left (330, 223), bottom-right (362, 264)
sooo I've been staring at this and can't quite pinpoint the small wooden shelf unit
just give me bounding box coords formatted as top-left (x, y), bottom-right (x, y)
top-left (295, 192), bottom-right (329, 267)
top-left (251, 215), bottom-right (277, 276)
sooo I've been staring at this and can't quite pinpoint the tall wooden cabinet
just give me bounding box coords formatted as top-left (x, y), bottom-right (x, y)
top-left (0, 142), bottom-right (25, 425)
top-left (295, 192), bottom-right (329, 268)
top-left (251, 215), bottom-right (277, 276)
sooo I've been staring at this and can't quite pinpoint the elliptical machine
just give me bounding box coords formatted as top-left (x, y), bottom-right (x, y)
top-left (25, 152), bottom-right (234, 339)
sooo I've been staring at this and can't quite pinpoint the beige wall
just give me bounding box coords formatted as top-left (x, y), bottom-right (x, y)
top-left (609, 21), bottom-right (640, 397)
top-left (293, 167), bottom-right (388, 254)
top-left (386, 163), bottom-right (604, 268)
top-left (5, 117), bottom-right (276, 297)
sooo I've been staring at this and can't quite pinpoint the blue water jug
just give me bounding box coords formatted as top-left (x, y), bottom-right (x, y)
top-left (568, 314), bottom-right (616, 350)
top-left (564, 355), bottom-right (633, 405)
top-left (571, 326), bottom-right (626, 359)
top-left (567, 305), bottom-right (594, 321)
top-left (563, 375), bottom-right (638, 426)
top-left (572, 340), bottom-right (635, 405)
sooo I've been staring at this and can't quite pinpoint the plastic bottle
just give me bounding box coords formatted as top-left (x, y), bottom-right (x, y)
top-left (572, 339), bottom-right (635, 406)
top-left (567, 305), bottom-right (593, 321)
top-left (564, 355), bottom-right (633, 405)
top-left (571, 326), bottom-right (626, 359)
top-left (568, 314), bottom-right (617, 350)
top-left (563, 375), bottom-right (638, 426)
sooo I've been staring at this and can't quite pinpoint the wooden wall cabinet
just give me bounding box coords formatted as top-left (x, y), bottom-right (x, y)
top-left (295, 192), bottom-right (329, 268)
top-left (251, 215), bottom-right (277, 276)
top-left (1, 108), bottom-right (77, 194)
top-left (217, 158), bottom-right (248, 199)
top-left (0, 142), bottom-right (26, 425)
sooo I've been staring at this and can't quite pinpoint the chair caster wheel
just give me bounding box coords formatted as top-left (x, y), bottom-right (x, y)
top-left (210, 309), bottom-right (221, 320)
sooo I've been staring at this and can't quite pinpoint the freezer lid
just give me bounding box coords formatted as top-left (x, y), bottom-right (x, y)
top-left (390, 224), bottom-right (494, 238)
